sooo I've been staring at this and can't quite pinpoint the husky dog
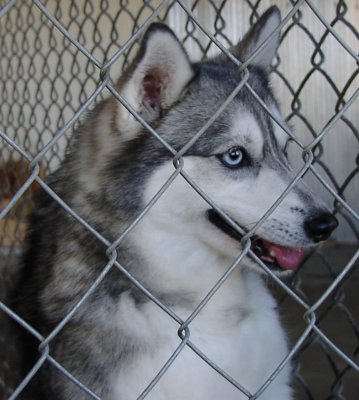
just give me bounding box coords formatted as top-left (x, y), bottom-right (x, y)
top-left (12, 6), bottom-right (338, 400)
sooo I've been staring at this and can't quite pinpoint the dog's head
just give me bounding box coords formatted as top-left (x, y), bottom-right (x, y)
top-left (104, 7), bottom-right (338, 275)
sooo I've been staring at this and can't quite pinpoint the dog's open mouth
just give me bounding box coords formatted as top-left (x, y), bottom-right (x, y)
top-left (207, 209), bottom-right (304, 271)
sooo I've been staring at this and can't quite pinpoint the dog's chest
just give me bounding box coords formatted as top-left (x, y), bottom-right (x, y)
top-left (109, 284), bottom-right (291, 400)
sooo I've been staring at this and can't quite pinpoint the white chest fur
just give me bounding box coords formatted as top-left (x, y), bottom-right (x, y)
top-left (109, 272), bottom-right (292, 400)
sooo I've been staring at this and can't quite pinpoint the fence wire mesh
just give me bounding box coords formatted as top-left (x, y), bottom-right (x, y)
top-left (0, 0), bottom-right (358, 399)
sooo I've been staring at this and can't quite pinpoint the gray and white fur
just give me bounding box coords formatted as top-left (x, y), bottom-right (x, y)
top-left (12, 7), bottom-right (338, 400)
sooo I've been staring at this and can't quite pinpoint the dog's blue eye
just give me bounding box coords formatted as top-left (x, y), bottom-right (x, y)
top-left (220, 146), bottom-right (246, 168)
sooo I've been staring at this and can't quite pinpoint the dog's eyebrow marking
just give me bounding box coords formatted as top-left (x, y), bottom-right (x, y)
top-left (231, 109), bottom-right (264, 159)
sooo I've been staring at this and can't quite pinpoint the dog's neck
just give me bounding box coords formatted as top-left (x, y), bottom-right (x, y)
top-left (122, 214), bottom-right (275, 318)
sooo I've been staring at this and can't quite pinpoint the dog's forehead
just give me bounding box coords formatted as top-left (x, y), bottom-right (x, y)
top-left (159, 63), bottom-right (289, 157)
top-left (229, 109), bottom-right (265, 158)
top-left (195, 64), bottom-right (287, 152)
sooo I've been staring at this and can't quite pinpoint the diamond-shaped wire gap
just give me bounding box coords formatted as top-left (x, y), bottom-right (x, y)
top-left (305, 0), bottom-right (358, 61)
top-left (174, 0), bottom-right (287, 69)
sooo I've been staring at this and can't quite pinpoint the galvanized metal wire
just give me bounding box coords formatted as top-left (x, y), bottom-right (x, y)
top-left (0, 0), bottom-right (358, 399)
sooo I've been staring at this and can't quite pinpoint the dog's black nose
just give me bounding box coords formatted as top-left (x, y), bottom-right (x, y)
top-left (304, 212), bottom-right (338, 243)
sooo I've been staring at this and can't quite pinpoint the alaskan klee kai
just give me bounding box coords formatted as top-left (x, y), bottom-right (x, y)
top-left (12, 6), bottom-right (338, 399)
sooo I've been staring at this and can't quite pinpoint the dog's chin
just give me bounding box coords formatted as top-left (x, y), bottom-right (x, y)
top-left (206, 209), bottom-right (305, 276)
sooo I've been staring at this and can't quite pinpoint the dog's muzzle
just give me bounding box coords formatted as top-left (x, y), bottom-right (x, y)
top-left (206, 209), bottom-right (338, 272)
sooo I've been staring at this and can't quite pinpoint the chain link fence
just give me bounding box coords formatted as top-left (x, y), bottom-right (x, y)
top-left (0, 0), bottom-right (358, 399)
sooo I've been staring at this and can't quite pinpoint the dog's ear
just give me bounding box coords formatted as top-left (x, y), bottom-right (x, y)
top-left (117, 23), bottom-right (194, 135)
top-left (233, 6), bottom-right (281, 71)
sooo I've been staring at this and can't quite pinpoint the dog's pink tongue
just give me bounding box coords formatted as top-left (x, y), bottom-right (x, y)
top-left (262, 241), bottom-right (304, 270)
